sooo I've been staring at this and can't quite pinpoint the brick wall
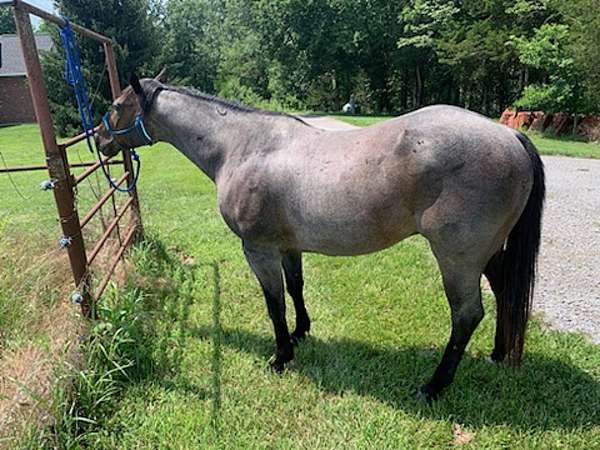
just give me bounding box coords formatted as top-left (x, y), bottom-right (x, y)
top-left (0, 75), bottom-right (36, 124)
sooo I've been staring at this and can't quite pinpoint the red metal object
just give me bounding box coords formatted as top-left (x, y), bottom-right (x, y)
top-left (74, 158), bottom-right (122, 184)
top-left (79, 172), bottom-right (129, 228)
top-left (0, 159), bottom-right (122, 174)
top-left (13, 4), bottom-right (93, 315)
top-left (60, 125), bottom-right (101, 148)
top-left (104, 41), bottom-right (144, 240)
top-left (94, 224), bottom-right (137, 300)
top-left (3, 1), bottom-right (143, 316)
top-left (87, 197), bottom-right (134, 265)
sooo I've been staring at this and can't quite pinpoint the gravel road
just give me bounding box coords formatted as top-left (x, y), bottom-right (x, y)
top-left (304, 116), bottom-right (600, 343)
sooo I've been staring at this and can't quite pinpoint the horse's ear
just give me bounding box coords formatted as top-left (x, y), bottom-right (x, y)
top-left (130, 73), bottom-right (143, 95)
top-left (154, 67), bottom-right (167, 83)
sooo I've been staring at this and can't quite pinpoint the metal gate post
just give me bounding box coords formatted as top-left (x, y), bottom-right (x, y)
top-left (104, 42), bottom-right (144, 240)
top-left (13, 5), bottom-right (93, 316)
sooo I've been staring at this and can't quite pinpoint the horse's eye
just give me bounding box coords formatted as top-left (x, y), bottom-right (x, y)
top-left (113, 103), bottom-right (122, 112)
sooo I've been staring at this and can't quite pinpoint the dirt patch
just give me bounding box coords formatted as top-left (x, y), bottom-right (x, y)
top-left (0, 237), bottom-right (85, 446)
top-left (0, 304), bottom-right (83, 446)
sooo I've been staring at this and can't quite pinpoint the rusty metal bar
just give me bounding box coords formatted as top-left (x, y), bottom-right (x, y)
top-left (13, 0), bottom-right (112, 43)
top-left (103, 42), bottom-right (126, 248)
top-left (104, 42), bottom-right (144, 240)
top-left (1, 163), bottom-right (50, 173)
top-left (13, 6), bottom-right (92, 315)
top-left (60, 125), bottom-right (101, 148)
top-left (94, 224), bottom-right (136, 301)
top-left (87, 197), bottom-right (134, 265)
top-left (79, 171), bottom-right (129, 228)
top-left (74, 158), bottom-right (122, 184)
top-left (0, 159), bottom-right (122, 174)
top-left (104, 43), bottom-right (121, 100)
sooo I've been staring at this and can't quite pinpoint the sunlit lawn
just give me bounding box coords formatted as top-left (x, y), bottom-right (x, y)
top-left (2, 124), bottom-right (599, 449)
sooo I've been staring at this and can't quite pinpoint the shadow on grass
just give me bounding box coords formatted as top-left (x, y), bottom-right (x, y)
top-left (190, 322), bottom-right (600, 432)
top-left (115, 238), bottom-right (600, 433)
top-left (118, 238), bottom-right (224, 427)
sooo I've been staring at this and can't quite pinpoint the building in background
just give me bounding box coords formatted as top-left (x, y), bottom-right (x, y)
top-left (0, 33), bottom-right (52, 125)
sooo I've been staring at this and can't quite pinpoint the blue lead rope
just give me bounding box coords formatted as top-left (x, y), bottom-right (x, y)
top-left (60, 18), bottom-right (94, 153)
top-left (60, 18), bottom-right (141, 193)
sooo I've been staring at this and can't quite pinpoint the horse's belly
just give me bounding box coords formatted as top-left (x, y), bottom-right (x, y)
top-left (291, 208), bottom-right (417, 256)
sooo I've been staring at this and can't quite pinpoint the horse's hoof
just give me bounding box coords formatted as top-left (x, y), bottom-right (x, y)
top-left (417, 385), bottom-right (438, 404)
top-left (291, 330), bottom-right (309, 346)
top-left (269, 358), bottom-right (285, 374)
top-left (268, 350), bottom-right (294, 373)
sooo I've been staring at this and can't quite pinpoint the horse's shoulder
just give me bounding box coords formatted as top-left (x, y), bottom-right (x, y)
top-left (216, 160), bottom-right (277, 238)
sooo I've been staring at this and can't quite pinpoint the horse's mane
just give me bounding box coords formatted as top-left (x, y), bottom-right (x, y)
top-left (142, 79), bottom-right (309, 126)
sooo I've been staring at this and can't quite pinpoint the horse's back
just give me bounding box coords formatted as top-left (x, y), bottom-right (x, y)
top-left (223, 105), bottom-right (534, 259)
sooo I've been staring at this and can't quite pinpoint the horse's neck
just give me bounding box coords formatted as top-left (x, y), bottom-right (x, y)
top-left (147, 91), bottom-right (298, 182)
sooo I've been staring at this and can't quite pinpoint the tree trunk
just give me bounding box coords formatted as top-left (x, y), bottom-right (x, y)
top-left (401, 69), bottom-right (408, 110)
top-left (415, 62), bottom-right (424, 107)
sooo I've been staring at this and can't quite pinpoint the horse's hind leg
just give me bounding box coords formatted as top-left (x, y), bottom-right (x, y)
top-left (282, 250), bottom-right (311, 345)
top-left (484, 251), bottom-right (506, 362)
top-left (243, 242), bottom-right (294, 372)
top-left (421, 258), bottom-right (484, 401)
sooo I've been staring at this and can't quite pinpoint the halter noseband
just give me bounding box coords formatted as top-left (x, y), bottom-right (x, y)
top-left (102, 112), bottom-right (153, 146)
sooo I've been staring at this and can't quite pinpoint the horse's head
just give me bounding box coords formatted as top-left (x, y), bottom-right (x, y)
top-left (96, 68), bottom-right (167, 157)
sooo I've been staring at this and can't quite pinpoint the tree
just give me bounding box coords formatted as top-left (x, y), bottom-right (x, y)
top-left (157, 0), bottom-right (222, 92)
top-left (397, 0), bottom-right (458, 107)
top-left (556, 0), bottom-right (600, 114)
top-left (42, 0), bottom-right (159, 135)
top-left (513, 23), bottom-right (581, 115)
top-left (0, 7), bottom-right (16, 34)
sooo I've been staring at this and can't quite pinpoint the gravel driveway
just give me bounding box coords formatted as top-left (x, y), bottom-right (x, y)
top-left (305, 116), bottom-right (600, 343)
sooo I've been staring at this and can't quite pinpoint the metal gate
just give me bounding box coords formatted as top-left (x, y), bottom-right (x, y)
top-left (0, 0), bottom-right (143, 316)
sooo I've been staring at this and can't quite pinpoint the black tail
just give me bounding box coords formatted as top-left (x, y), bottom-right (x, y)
top-left (501, 132), bottom-right (545, 365)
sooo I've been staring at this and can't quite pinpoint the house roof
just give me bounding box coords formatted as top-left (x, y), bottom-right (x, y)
top-left (0, 33), bottom-right (53, 77)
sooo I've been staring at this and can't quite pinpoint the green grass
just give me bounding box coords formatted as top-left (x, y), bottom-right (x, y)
top-left (328, 114), bottom-right (394, 128)
top-left (2, 124), bottom-right (600, 449)
top-left (332, 115), bottom-right (600, 159)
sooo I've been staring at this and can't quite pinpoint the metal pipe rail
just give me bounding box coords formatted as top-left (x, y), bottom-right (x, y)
top-left (74, 158), bottom-right (122, 184)
top-left (87, 197), bottom-right (134, 265)
top-left (94, 223), bottom-right (136, 300)
top-left (60, 125), bottom-right (101, 149)
top-left (79, 172), bottom-right (129, 228)
top-left (3, 0), bottom-right (112, 43)
top-left (0, 159), bottom-right (122, 174)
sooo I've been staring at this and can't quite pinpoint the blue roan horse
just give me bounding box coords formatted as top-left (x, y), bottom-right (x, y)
top-left (97, 71), bottom-right (545, 401)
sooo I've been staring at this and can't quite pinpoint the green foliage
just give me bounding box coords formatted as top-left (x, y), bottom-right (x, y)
top-left (0, 6), bottom-right (16, 34)
top-left (30, 0), bottom-right (600, 134)
top-left (41, 0), bottom-right (159, 135)
top-left (513, 23), bottom-right (580, 113)
top-left (158, 0), bottom-right (221, 91)
top-left (556, 0), bottom-right (600, 114)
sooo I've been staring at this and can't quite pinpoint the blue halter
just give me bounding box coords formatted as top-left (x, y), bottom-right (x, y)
top-left (102, 112), bottom-right (153, 146)
top-left (60, 16), bottom-right (143, 193)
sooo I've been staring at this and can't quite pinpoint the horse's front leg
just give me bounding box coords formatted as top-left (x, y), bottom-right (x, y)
top-left (243, 242), bottom-right (294, 372)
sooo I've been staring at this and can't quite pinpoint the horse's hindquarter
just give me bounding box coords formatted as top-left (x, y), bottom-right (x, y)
top-left (404, 106), bottom-right (534, 265)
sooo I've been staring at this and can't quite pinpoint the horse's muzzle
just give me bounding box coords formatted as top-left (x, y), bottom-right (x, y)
top-left (95, 133), bottom-right (121, 158)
